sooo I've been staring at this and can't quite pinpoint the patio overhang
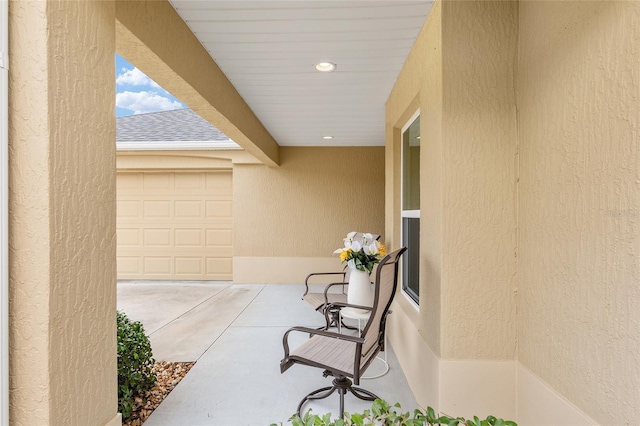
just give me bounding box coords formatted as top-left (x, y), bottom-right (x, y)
top-left (115, 0), bottom-right (280, 167)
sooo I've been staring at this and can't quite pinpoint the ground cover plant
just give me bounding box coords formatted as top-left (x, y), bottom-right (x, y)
top-left (117, 310), bottom-right (157, 422)
top-left (275, 399), bottom-right (517, 426)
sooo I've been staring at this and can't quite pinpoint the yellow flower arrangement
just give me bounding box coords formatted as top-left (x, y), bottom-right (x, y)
top-left (333, 232), bottom-right (386, 274)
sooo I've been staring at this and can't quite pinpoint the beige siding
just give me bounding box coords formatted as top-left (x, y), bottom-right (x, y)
top-left (233, 146), bottom-right (385, 284)
top-left (117, 171), bottom-right (233, 280)
top-left (517, 2), bottom-right (640, 424)
top-left (8, 1), bottom-right (118, 424)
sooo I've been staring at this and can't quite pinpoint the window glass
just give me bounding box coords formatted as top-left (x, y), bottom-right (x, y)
top-left (402, 116), bottom-right (420, 211)
top-left (401, 114), bottom-right (420, 305)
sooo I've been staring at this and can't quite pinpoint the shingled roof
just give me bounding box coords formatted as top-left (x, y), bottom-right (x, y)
top-left (116, 108), bottom-right (240, 150)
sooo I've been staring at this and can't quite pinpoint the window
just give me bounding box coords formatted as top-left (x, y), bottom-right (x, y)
top-left (401, 112), bottom-right (420, 305)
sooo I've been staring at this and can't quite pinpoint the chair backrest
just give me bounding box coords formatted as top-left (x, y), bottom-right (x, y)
top-left (359, 247), bottom-right (407, 364)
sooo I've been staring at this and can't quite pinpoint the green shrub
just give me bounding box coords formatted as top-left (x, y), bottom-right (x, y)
top-left (274, 399), bottom-right (517, 426)
top-left (117, 310), bottom-right (157, 421)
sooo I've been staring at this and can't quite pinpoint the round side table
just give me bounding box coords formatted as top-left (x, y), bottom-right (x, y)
top-left (339, 307), bottom-right (389, 379)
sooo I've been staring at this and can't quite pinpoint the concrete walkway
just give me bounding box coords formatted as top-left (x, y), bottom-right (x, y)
top-left (117, 281), bottom-right (417, 426)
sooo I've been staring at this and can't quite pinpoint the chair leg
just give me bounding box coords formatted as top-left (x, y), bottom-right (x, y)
top-left (349, 386), bottom-right (378, 401)
top-left (297, 385), bottom-right (336, 416)
top-left (297, 376), bottom-right (379, 420)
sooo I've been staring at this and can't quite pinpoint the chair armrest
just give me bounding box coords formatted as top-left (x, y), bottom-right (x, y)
top-left (326, 302), bottom-right (373, 312)
top-left (281, 326), bottom-right (365, 358)
top-left (303, 271), bottom-right (346, 296)
top-left (324, 282), bottom-right (349, 294)
top-left (323, 281), bottom-right (349, 300)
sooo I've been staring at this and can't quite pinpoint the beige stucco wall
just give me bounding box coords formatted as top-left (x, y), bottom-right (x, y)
top-left (234, 147), bottom-right (385, 283)
top-left (9, 1), bottom-right (118, 425)
top-left (440, 0), bottom-right (518, 360)
top-left (517, 2), bottom-right (640, 424)
top-left (387, 0), bottom-right (638, 422)
top-left (386, 0), bottom-right (518, 362)
top-left (386, 0), bottom-right (519, 417)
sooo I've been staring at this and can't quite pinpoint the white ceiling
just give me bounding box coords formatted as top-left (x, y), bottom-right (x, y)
top-left (169, 1), bottom-right (433, 147)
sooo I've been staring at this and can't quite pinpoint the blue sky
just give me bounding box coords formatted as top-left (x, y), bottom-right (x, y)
top-left (115, 54), bottom-right (185, 117)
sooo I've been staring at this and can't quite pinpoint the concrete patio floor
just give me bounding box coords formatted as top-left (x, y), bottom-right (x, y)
top-left (117, 281), bottom-right (418, 426)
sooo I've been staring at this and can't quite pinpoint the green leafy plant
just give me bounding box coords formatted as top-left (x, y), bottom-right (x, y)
top-left (271, 399), bottom-right (517, 426)
top-left (117, 310), bottom-right (157, 421)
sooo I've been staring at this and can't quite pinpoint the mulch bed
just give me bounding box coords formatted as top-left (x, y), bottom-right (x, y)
top-left (123, 361), bottom-right (196, 426)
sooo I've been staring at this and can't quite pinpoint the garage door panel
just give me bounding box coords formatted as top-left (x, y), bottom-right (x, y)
top-left (174, 229), bottom-right (203, 247)
top-left (175, 173), bottom-right (203, 189)
top-left (143, 229), bottom-right (172, 246)
top-left (206, 257), bottom-right (233, 275)
top-left (120, 247), bottom-right (230, 256)
top-left (143, 200), bottom-right (172, 218)
top-left (206, 200), bottom-right (233, 218)
top-left (206, 172), bottom-right (232, 189)
top-left (144, 173), bottom-right (173, 189)
top-left (117, 228), bottom-right (140, 246)
top-left (117, 171), bottom-right (232, 280)
top-left (118, 173), bottom-right (142, 189)
top-left (144, 257), bottom-right (172, 274)
top-left (206, 229), bottom-right (233, 247)
top-left (175, 200), bottom-right (204, 218)
top-left (175, 257), bottom-right (203, 275)
top-left (118, 257), bottom-right (140, 274)
top-left (117, 200), bottom-right (141, 218)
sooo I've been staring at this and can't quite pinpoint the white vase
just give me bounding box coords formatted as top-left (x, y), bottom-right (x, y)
top-left (347, 268), bottom-right (373, 312)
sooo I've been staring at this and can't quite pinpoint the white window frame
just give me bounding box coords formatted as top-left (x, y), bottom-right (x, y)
top-left (1, 0), bottom-right (9, 423)
top-left (400, 109), bottom-right (420, 310)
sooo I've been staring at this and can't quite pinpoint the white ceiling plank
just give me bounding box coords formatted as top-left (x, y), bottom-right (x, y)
top-left (250, 105), bottom-right (384, 113)
top-left (187, 16), bottom-right (427, 34)
top-left (206, 49), bottom-right (409, 61)
top-left (227, 72), bottom-right (397, 83)
top-left (201, 39), bottom-right (415, 54)
top-left (222, 64), bottom-right (403, 74)
top-left (272, 124), bottom-right (384, 132)
top-left (195, 28), bottom-right (421, 43)
top-left (171, 1), bottom-right (427, 12)
top-left (167, 0), bottom-right (434, 147)
top-left (244, 98), bottom-right (383, 106)
top-left (177, 4), bottom-right (430, 21)
top-left (215, 56), bottom-right (406, 67)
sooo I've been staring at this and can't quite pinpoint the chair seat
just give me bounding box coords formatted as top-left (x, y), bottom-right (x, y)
top-left (303, 292), bottom-right (347, 311)
top-left (290, 334), bottom-right (357, 376)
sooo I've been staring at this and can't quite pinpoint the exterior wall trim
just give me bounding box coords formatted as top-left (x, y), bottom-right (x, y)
top-left (104, 413), bottom-right (122, 426)
top-left (233, 257), bottom-right (343, 284)
top-left (0, 0), bottom-right (8, 421)
top-left (516, 364), bottom-right (598, 425)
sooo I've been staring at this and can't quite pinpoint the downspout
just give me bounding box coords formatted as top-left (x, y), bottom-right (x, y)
top-left (0, 0), bottom-right (9, 424)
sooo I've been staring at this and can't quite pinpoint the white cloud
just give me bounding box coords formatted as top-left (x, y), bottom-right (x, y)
top-left (116, 91), bottom-right (184, 115)
top-left (116, 67), bottom-right (160, 89)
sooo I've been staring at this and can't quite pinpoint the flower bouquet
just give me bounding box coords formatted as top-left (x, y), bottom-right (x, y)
top-left (333, 232), bottom-right (387, 274)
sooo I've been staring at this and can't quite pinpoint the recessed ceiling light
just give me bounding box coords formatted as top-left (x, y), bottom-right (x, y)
top-left (315, 62), bottom-right (337, 72)
top-left (322, 136), bottom-right (334, 140)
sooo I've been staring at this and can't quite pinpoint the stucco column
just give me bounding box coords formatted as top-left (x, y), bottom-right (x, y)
top-left (8, 1), bottom-right (118, 425)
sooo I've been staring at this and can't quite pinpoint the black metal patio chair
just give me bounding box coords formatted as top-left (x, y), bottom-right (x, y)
top-left (301, 233), bottom-right (380, 329)
top-left (280, 247), bottom-right (407, 419)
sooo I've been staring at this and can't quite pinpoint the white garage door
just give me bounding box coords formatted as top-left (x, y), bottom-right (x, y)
top-left (116, 171), bottom-right (233, 280)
